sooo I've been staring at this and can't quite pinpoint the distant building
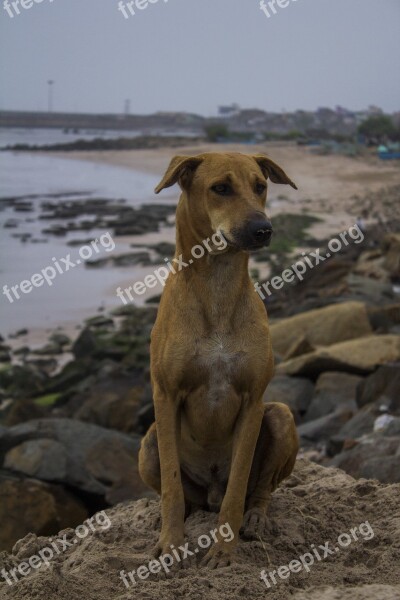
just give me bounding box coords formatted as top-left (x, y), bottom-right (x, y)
top-left (367, 105), bottom-right (383, 116)
top-left (218, 103), bottom-right (240, 118)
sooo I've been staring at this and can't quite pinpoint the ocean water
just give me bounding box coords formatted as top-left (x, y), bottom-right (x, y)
top-left (0, 127), bottom-right (198, 149)
top-left (0, 151), bottom-right (175, 336)
top-left (0, 127), bottom-right (142, 149)
top-left (0, 150), bottom-right (158, 199)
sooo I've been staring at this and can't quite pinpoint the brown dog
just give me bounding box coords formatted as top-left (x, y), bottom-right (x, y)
top-left (139, 152), bottom-right (299, 569)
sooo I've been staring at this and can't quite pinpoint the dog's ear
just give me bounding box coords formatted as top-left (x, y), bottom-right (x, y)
top-left (252, 155), bottom-right (298, 190)
top-left (155, 155), bottom-right (204, 194)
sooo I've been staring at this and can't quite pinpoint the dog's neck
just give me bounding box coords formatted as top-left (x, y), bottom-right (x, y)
top-left (174, 200), bottom-right (252, 324)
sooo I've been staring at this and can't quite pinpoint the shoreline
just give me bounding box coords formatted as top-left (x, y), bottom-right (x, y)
top-left (3, 144), bottom-right (400, 351)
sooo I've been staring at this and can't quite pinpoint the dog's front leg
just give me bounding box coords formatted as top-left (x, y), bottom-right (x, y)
top-left (202, 399), bottom-right (265, 569)
top-left (153, 387), bottom-right (185, 557)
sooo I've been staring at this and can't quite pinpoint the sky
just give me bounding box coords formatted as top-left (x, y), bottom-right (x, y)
top-left (0, 0), bottom-right (399, 116)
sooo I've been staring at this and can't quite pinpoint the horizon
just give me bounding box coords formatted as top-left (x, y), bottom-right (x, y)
top-left (0, 104), bottom-right (398, 118)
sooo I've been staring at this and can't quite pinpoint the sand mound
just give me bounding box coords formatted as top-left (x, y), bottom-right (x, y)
top-left (1, 459), bottom-right (399, 600)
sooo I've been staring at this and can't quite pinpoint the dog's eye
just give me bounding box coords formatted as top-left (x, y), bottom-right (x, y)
top-left (211, 184), bottom-right (232, 196)
top-left (255, 183), bottom-right (267, 195)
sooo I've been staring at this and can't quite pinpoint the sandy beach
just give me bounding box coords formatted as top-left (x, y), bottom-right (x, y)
top-left (45, 142), bottom-right (400, 237)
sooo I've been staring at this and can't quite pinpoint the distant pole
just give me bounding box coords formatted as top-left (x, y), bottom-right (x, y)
top-left (47, 80), bottom-right (54, 112)
top-left (124, 99), bottom-right (131, 115)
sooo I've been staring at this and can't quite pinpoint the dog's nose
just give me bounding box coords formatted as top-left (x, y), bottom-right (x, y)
top-left (249, 220), bottom-right (273, 245)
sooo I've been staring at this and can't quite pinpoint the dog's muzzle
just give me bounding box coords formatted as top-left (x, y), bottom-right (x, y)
top-left (228, 219), bottom-right (274, 250)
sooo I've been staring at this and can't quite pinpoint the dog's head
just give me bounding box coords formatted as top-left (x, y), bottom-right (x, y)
top-left (155, 152), bottom-right (297, 251)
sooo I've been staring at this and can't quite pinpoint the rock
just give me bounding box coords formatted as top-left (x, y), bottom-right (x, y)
top-left (270, 301), bottom-right (372, 358)
top-left (297, 409), bottom-right (353, 442)
top-left (368, 303), bottom-right (400, 333)
top-left (0, 475), bottom-right (87, 552)
top-left (12, 346), bottom-right (30, 356)
top-left (373, 414), bottom-right (396, 432)
top-left (0, 398), bottom-right (46, 427)
top-left (334, 404), bottom-right (377, 440)
top-left (84, 315), bottom-right (114, 328)
top-left (0, 364), bottom-right (48, 398)
top-left (330, 434), bottom-right (400, 483)
top-left (41, 359), bottom-right (93, 394)
top-left (0, 418), bottom-right (146, 503)
top-left (0, 345), bottom-right (11, 363)
top-left (71, 319), bottom-right (150, 364)
top-left (71, 377), bottom-right (145, 433)
top-left (8, 328), bottom-right (28, 338)
top-left (149, 241), bottom-right (176, 257)
top-left (136, 401), bottom-right (155, 434)
top-left (282, 335), bottom-right (315, 361)
top-left (361, 456), bottom-right (400, 484)
top-left (0, 478), bottom-right (58, 552)
top-left (112, 251), bottom-right (151, 267)
top-left (276, 335), bottom-right (400, 377)
top-left (145, 293), bottom-right (162, 304)
top-left (71, 328), bottom-right (97, 359)
top-left (32, 343), bottom-right (63, 356)
top-left (346, 273), bottom-right (396, 306)
top-left (26, 358), bottom-right (58, 376)
top-left (263, 375), bottom-right (314, 421)
top-left (49, 332), bottom-right (71, 347)
top-left (304, 372), bottom-right (361, 422)
top-left (384, 417), bottom-right (400, 436)
top-left (382, 233), bottom-right (400, 279)
top-left (356, 364), bottom-right (400, 413)
top-left (5, 439), bottom-right (68, 480)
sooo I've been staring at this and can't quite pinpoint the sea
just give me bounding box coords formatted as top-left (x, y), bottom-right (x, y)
top-left (0, 128), bottom-right (177, 337)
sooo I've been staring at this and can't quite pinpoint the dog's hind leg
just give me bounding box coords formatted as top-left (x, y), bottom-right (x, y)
top-left (138, 423), bottom-right (208, 517)
top-left (138, 423), bottom-right (162, 494)
top-left (242, 402), bottom-right (299, 539)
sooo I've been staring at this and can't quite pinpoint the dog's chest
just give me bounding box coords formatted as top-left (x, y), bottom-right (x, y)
top-left (195, 334), bottom-right (244, 393)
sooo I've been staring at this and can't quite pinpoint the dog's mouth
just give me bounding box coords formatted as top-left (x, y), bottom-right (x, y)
top-left (219, 231), bottom-right (235, 247)
top-left (220, 230), bottom-right (273, 252)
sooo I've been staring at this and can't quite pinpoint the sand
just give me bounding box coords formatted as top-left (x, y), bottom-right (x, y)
top-left (42, 142), bottom-right (400, 239)
top-left (1, 459), bottom-right (399, 600)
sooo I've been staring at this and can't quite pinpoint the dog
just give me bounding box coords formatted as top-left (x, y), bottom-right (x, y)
top-left (139, 152), bottom-right (299, 569)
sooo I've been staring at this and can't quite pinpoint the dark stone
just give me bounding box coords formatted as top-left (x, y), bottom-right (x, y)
top-left (264, 375), bottom-right (314, 422)
top-left (297, 409), bottom-right (353, 442)
top-left (356, 364), bottom-right (400, 414)
top-left (304, 371), bottom-right (361, 422)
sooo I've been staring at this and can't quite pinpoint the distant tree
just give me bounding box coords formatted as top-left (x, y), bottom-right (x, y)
top-left (204, 124), bottom-right (230, 142)
top-left (358, 116), bottom-right (396, 142)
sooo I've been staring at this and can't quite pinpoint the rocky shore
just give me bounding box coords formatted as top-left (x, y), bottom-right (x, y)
top-left (0, 174), bottom-right (399, 599)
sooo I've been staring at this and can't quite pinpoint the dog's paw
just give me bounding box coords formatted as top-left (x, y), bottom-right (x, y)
top-left (241, 507), bottom-right (267, 540)
top-left (151, 536), bottom-right (197, 576)
top-left (200, 545), bottom-right (234, 569)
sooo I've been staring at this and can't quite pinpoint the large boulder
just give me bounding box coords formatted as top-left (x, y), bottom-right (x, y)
top-left (276, 335), bottom-right (400, 378)
top-left (54, 369), bottom-right (147, 434)
top-left (0, 418), bottom-right (148, 504)
top-left (270, 301), bottom-right (372, 358)
top-left (0, 475), bottom-right (87, 552)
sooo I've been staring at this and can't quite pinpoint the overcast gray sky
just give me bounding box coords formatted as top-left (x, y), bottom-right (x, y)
top-left (1, 0), bottom-right (399, 115)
